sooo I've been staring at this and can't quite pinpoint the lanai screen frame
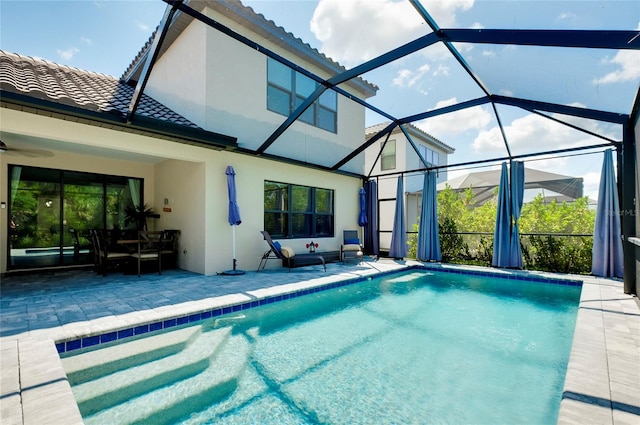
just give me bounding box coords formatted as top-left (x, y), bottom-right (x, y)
top-left (131, 0), bottom-right (638, 293)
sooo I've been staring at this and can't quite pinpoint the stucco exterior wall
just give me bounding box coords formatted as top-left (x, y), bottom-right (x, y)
top-left (0, 107), bottom-right (362, 275)
top-left (142, 21), bottom-right (208, 128)
top-left (154, 159), bottom-right (206, 274)
top-left (145, 7), bottom-right (367, 176)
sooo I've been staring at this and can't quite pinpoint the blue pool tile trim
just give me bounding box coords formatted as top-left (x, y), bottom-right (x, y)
top-left (56, 265), bottom-right (582, 354)
top-left (416, 264), bottom-right (583, 286)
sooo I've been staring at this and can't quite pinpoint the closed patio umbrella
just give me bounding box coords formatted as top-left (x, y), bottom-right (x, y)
top-left (223, 165), bottom-right (245, 275)
top-left (510, 161), bottom-right (525, 268)
top-left (592, 149), bottom-right (623, 277)
top-left (389, 175), bottom-right (406, 259)
top-left (417, 171), bottom-right (441, 262)
top-left (492, 162), bottom-right (511, 268)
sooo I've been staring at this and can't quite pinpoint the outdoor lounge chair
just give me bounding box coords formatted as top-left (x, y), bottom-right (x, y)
top-left (340, 230), bottom-right (363, 264)
top-left (258, 230), bottom-right (326, 272)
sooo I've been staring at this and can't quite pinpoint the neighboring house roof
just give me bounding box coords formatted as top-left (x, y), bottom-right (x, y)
top-left (365, 121), bottom-right (455, 154)
top-left (122, 0), bottom-right (378, 98)
top-left (435, 167), bottom-right (584, 205)
top-left (0, 50), bottom-right (237, 149)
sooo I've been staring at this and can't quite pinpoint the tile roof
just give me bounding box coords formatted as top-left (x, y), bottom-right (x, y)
top-left (365, 121), bottom-right (455, 153)
top-left (122, 0), bottom-right (378, 97)
top-left (0, 50), bottom-right (200, 129)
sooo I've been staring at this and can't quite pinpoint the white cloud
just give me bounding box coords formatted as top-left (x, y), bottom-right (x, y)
top-left (472, 112), bottom-right (614, 154)
top-left (583, 171), bottom-right (601, 201)
top-left (557, 12), bottom-right (577, 23)
top-left (392, 64), bottom-right (430, 88)
top-left (310, 0), bottom-right (473, 66)
top-left (593, 50), bottom-right (640, 84)
top-left (80, 36), bottom-right (92, 46)
top-left (416, 97), bottom-right (492, 136)
top-left (57, 47), bottom-right (79, 61)
top-left (421, 0), bottom-right (474, 26)
top-left (137, 21), bottom-right (150, 32)
top-left (433, 64), bottom-right (450, 77)
top-left (499, 89), bottom-right (514, 96)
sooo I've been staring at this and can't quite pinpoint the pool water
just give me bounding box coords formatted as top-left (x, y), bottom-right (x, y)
top-left (61, 270), bottom-right (581, 424)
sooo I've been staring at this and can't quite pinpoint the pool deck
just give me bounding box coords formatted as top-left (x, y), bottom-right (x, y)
top-left (0, 260), bottom-right (638, 425)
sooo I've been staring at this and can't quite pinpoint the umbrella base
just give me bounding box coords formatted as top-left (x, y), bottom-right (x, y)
top-left (221, 258), bottom-right (244, 275)
top-left (221, 269), bottom-right (245, 275)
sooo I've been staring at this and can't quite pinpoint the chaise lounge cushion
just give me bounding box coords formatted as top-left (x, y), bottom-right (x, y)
top-left (280, 246), bottom-right (295, 258)
top-left (273, 240), bottom-right (282, 254)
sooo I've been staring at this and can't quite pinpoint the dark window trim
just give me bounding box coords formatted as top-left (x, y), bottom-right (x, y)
top-left (264, 180), bottom-right (334, 239)
top-left (267, 58), bottom-right (337, 133)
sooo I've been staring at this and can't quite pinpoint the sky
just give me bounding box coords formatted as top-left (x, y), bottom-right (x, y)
top-left (1, 0), bottom-right (639, 201)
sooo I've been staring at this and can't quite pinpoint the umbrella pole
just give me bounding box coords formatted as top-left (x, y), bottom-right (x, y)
top-left (222, 225), bottom-right (245, 275)
top-left (232, 225), bottom-right (236, 270)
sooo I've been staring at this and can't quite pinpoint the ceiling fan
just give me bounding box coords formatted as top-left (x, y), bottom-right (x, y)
top-left (0, 140), bottom-right (53, 157)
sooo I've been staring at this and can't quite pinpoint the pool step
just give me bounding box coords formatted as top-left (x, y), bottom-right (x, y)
top-left (62, 325), bottom-right (202, 384)
top-left (71, 327), bottom-right (231, 416)
top-left (84, 332), bottom-right (252, 425)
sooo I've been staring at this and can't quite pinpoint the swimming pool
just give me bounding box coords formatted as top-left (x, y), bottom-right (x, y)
top-left (61, 268), bottom-right (581, 424)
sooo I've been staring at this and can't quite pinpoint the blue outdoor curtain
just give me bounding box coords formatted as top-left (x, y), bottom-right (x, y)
top-left (358, 187), bottom-right (367, 244)
top-left (417, 171), bottom-right (441, 261)
top-left (492, 162), bottom-right (512, 267)
top-left (592, 149), bottom-right (623, 277)
top-left (509, 161), bottom-right (525, 268)
top-left (389, 175), bottom-right (407, 259)
top-left (364, 180), bottom-right (379, 255)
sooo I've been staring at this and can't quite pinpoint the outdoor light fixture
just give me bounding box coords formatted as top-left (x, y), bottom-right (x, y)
top-left (0, 140), bottom-right (7, 153)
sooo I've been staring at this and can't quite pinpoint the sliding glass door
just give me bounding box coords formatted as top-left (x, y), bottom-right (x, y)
top-left (7, 165), bottom-right (143, 270)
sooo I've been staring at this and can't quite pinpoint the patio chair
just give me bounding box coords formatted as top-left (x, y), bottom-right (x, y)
top-left (258, 231), bottom-right (326, 272)
top-left (130, 231), bottom-right (164, 277)
top-left (258, 231), bottom-right (285, 271)
top-left (340, 230), bottom-right (363, 264)
top-left (91, 229), bottom-right (131, 276)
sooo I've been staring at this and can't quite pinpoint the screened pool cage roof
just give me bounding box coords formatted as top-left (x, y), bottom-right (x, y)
top-left (8, 0), bottom-right (637, 178)
top-left (127, 0), bottom-right (638, 177)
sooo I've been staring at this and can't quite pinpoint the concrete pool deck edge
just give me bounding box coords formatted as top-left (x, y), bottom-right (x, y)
top-left (1, 262), bottom-right (638, 424)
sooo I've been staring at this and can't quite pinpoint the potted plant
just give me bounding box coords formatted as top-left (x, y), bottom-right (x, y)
top-left (124, 203), bottom-right (158, 231)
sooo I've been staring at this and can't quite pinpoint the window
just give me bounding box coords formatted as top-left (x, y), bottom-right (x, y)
top-left (418, 145), bottom-right (439, 167)
top-left (264, 181), bottom-right (334, 238)
top-left (381, 139), bottom-right (396, 171)
top-left (267, 58), bottom-right (337, 133)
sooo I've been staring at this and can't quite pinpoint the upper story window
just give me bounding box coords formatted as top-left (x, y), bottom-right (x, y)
top-left (419, 145), bottom-right (440, 167)
top-left (381, 139), bottom-right (396, 171)
top-left (267, 58), bottom-right (337, 133)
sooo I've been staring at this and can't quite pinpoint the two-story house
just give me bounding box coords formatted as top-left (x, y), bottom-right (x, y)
top-left (364, 122), bottom-right (454, 252)
top-left (0, 0), bottom-right (378, 275)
